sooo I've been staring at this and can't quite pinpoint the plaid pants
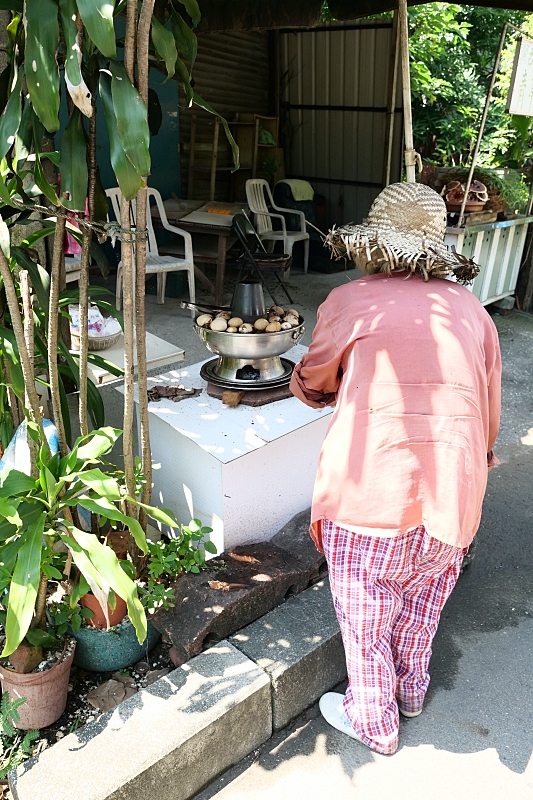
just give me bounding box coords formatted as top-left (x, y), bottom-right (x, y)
top-left (322, 519), bottom-right (464, 755)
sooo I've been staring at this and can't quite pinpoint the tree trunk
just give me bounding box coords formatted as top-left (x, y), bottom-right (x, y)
top-left (135, 0), bottom-right (156, 523)
top-left (0, 252), bottom-right (42, 428)
top-left (121, 0), bottom-right (140, 516)
top-left (19, 270), bottom-right (38, 477)
top-left (47, 213), bottom-right (68, 456)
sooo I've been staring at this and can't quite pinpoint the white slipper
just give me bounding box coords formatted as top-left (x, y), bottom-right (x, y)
top-left (319, 693), bottom-right (365, 743)
top-left (399, 706), bottom-right (423, 718)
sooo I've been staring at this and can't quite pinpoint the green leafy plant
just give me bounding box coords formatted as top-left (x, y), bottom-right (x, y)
top-left (137, 519), bottom-right (216, 613)
top-left (0, 696), bottom-right (39, 780)
top-left (259, 155), bottom-right (281, 185)
top-left (0, 424), bottom-right (188, 660)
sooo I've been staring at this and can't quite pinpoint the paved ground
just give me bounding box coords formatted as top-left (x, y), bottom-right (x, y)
top-left (103, 264), bottom-right (533, 799)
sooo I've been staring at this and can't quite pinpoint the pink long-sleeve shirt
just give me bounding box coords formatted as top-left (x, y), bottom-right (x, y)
top-left (290, 272), bottom-right (501, 551)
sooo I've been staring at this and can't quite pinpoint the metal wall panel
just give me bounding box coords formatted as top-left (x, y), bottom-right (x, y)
top-left (281, 22), bottom-right (403, 227)
top-left (180, 30), bottom-right (270, 200)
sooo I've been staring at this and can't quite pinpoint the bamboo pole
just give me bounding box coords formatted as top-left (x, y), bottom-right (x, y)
top-left (383, 11), bottom-right (399, 187)
top-left (458, 24), bottom-right (509, 228)
top-left (19, 270), bottom-right (38, 478)
top-left (135, 0), bottom-right (156, 524)
top-left (77, 107), bottom-right (97, 438)
top-left (47, 213), bottom-right (68, 457)
top-left (0, 251), bottom-right (42, 428)
top-left (121, 0), bottom-right (139, 514)
top-left (398, 0), bottom-right (417, 183)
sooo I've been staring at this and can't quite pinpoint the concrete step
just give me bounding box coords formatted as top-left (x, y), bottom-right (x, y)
top-left (10, 580), bottom-right (344, 800)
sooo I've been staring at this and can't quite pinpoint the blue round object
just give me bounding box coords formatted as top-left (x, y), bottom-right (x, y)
top-left (70, 619), bottom-right (160, 672)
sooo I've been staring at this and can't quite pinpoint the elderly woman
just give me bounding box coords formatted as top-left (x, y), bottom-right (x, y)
top-left (289, 183), bottom-right (501, 755)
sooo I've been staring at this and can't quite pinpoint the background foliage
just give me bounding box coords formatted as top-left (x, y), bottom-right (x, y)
top-left (409, 4), bottom-right (533, 175)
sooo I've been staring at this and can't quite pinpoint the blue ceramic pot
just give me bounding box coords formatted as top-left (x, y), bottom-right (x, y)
top-left (70, 619), bottom-right (160, 672)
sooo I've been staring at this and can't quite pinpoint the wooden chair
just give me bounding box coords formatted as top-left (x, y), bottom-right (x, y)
top-left (106, 188), bottom-right (196, 314)
top-left (245, 178), bottom-right (310, 274)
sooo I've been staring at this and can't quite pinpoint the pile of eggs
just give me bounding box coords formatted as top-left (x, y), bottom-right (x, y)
top-left (196, 305), bottom-right (300, 334)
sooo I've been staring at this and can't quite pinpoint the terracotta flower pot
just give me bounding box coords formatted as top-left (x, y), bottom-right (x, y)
top-left (81, 593), bottom-right (127, 629)
top-left (0, 641), bottom-right (75, 730)
top-left (445, 200), bottom-right (486, 213)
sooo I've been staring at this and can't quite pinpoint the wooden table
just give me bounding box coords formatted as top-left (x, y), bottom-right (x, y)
top-left (154, 201), bottom-right (246, 305)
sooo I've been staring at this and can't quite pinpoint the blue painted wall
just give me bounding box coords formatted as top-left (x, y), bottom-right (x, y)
top-left (94, 69), bottom-right (181, 200)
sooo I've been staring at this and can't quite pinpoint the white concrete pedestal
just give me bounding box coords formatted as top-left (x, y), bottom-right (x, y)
top-left (129, 345), bottom-right (332, 554)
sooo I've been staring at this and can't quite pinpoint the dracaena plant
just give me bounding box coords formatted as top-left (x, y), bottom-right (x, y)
top-left (0, 425), bottom-right (183, 659)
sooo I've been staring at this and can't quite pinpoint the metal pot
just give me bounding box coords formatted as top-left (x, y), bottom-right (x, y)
top-left (195, 318), bottom-right (305, 360)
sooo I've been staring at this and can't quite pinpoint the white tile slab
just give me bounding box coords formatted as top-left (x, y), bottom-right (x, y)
top-left (86, 331), bottom-right (184, 385)
top-left (127, 346), bottom-right (332, 463)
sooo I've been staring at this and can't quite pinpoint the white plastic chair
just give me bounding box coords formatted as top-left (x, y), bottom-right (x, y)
top-left (106, 188), bottom-right (196, 314)
top-left (245, 178), bottom-right (309, 274)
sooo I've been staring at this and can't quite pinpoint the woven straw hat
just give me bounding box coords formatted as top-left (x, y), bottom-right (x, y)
top-left (325, 182), bottom-right (479, 284)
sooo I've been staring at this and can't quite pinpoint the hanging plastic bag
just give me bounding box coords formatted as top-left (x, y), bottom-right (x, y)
top-left (0, 419), bottom-right (59, 475)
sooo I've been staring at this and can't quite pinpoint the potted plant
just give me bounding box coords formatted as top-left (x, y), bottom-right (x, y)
top-left (55, 519), bottom-right (216, 673)
top-left (0, 424), bottom-right (189, 728)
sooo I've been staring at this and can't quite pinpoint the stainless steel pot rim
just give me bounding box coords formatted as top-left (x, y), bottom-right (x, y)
top-left (194, 320), bottom-right (304, 338)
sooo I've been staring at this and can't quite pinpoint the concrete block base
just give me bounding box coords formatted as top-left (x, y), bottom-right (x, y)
top-left (231, 578), bottom-right (346, 730)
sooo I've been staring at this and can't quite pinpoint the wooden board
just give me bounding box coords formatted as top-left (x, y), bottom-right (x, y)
top-left (206, 382), bottom-right (294, 406)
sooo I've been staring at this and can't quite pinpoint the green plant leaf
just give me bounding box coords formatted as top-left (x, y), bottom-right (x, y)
top-left (192, 92), bottom-right (239, 170)
top-left (60, 532), bottom-right (111, 623)
top-left (177, 0), bottom-right (201, 27)
top-left (20, 227), bottom-right (55, 248)
top-left (151, 16), bottom-right (177, 80)
top-left (0, 497), bottom-right (21, 526)
top-left (0, 327), bottom-right (24, 396)
top-left (0, 503), bottom-right (41, 551)
top-left (76, 0), bottom-right (116, 59)
top-left (75, 426), bottom-right (122, 462)
top-left (25, 0), bottom-right (60, 133)
top-left (70, 573), bottom-right (90, 607)
top-left (109, 61), bottom-right (150, 178)
top-left (72, 468), bottom-right (121, 501)
top-left (128, 498), bottom-right (178, 528)
top-left (99, 71), bottom-right (142, 200)
top-left (203, 540), bottom-right (217, 554)
top-left (58, 374), bottom-right (72, 448)
top-left (75, 496), bottom-right (148, 554)
top-left (58, 341), bottom-right (104, 429)
top-left (174, 56), bottom-right (193, 107)
top-left (2, 512), bottom-right (46, 657)
top-left (59, 108), bottom-right (88, 211)
top-left (10, 247), bottom-right (50, 315)
top-left (25, 628), bottom-right (58, 647)
top-left (58, 0), bottom-right (82, 88)
top-left (69, 525), bottom-right (147, 643)
top-left (171, 13), bottom-right (197, 71)
top-left (15, 100), bottom-right (35, 168)
top-left (39, 464), bottom-right (58, 503)
top-left (33, 148), bottom-right (59, 205)
top-left (86, 352), bottom-right (124, 377)
top-left (0, 66), bottom-right (24, 162)
top-left (0, 1), bottom-right (23, 11)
